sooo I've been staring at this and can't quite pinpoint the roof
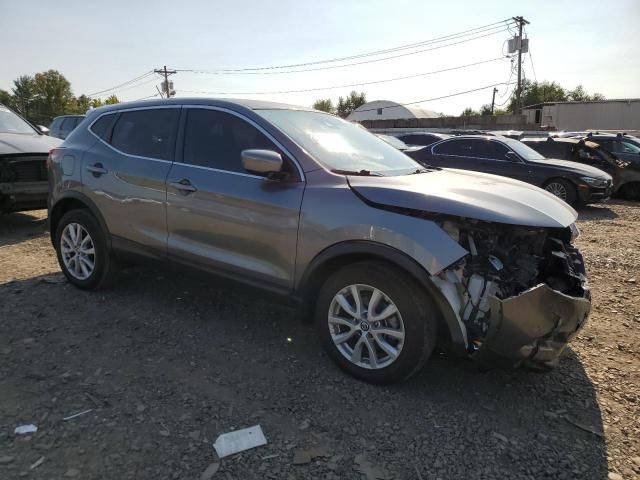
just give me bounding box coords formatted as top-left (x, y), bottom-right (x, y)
top-left (91, 97), bottom-right (314, 115)
top-left (347, 100), bottom-right (440, 121)
top-left (523, 98), bottom-right (640, 110)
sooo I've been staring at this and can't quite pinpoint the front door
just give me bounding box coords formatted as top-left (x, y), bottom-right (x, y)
top-left (166, 107), bottom-right (305, 289)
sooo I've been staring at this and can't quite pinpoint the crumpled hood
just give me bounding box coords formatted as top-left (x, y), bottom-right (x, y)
top-left (348, 169), bottom-right (578, 228)
top-left (529, 157), bottom-right (611, 178)
top-left (0, 132), bottom-right (62, 155)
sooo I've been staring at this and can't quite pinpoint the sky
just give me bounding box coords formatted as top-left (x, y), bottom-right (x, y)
top-left (1, 0), bottom-right (639, 116)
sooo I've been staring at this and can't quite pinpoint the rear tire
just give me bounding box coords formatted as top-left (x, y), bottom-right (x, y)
top-left (54, 209), bottom-right (117, 290)
top-left (314, 261), bottom-right (437, 384)
top-left (544, 178), bottom-right (577, 206)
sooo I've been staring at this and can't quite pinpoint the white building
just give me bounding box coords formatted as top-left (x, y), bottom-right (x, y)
top-left (347, 100), bottom-right (440, 122)
top-left (523, 99), bottom-right (640, 131)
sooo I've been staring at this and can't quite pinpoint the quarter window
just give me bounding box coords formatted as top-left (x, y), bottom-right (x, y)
top-left (182, 109), bottom-right (281, 174)
top-left (90, 114), bottom-right (117, 140)
top-left (110, 109), bottom-right (179, 160)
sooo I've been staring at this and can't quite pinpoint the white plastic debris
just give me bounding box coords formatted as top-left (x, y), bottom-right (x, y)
top-left (213, 425), bottom-right (267, 458)
top-left (14, 424), bottom-right (38, 435)
top-left (63, 409), bottom-right (93, 421)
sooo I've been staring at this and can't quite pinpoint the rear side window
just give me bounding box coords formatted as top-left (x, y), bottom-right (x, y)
top-left (90, 113), bottom-right (117, 140)
top-left (182, 108), bottom-right (281, 174)
top-left (110, 109), bottom-right (179, 160)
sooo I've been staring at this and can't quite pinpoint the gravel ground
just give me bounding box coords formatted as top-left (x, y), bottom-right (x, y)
top-left (0, 202), bottom-right (638, 480)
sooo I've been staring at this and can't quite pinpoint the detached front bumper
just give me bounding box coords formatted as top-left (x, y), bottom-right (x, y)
top-left (474, 283), bottom-right (591, 368)
top-left (577, 182), bottom-right (612, 204)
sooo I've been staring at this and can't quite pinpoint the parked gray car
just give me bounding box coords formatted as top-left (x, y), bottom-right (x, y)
top-left (48, 98), bottom-right (591, 383)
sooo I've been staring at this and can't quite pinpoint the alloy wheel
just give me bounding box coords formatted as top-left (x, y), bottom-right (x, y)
top-left (60, 223), bottom-right (96, 280)
top-left (545, 182), bottom-right (568, 201)
top-left (328, 284), bottom-right (405, 370)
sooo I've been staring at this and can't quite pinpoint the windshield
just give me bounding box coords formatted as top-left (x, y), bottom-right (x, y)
top-left (501, 137), bottom-right (546, 161)
top-left (376, 134), bottom-right (409, 150)
top-left (256, 109), bottom-right (422, 175)
top-left (0, 105), bottom-right (38, 135)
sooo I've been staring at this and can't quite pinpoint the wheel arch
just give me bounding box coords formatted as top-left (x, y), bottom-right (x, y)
top-left (297, 240), bottom-right (467, 356)
top-left (49, 192), bottom-right (110, 249)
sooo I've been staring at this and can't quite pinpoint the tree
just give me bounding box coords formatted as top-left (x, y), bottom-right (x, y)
top-left (0, 89), bottom-right (15, 109)
top-left (567, 85), bottom-right (605, 102)
top-left (71, 94), bottom-right (92, 114)
top-left (480, 104), bottom-right (493, 116)
top-left (31, 70), bottom-right (74, 124)
top-left (507, 80), bottom-right (567, 112)
top-left (90, 98), bottom-right (104, 109)
top-left (336, 91), bottom-right (367, 118)
top-left (461, 107), bottom-right (479, 117)
top-left (104, 95), bottom-right (120, 105)
top-left (12, 75), bottom-right (36, 118)
top-left (312, 98), bottom-right (334, 113)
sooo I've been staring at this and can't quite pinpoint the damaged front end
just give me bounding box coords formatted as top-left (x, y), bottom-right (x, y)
top-left (432, 220), bottom-right (590, 369)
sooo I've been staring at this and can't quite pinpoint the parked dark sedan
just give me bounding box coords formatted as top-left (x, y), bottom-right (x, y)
top-left (395, 132), bottom-right (450, 147)
top-left (49, 114), bottom-right (85, 140)
top-left (522, 137), bottom-right (640, 200)
top-left (0, 104), bottom-right (62, 213)
top-left (407, 135), bottom-right (612, 206)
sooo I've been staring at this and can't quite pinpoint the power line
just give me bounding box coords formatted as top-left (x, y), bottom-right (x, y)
top-left (87, 71), bottom-right (154, 97)
top-left (180, 57), bottom-right (510, 96)
top-left (354, 82), bottom-right (517, 113)
top-left (177, 20), bottom-right (513, 74)
top-left (524, 27), bottom-right (537, 83)
top-left (135, 92), bottom-right (161, 101)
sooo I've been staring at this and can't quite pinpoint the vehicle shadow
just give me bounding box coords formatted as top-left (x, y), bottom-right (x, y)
top-left (1, 266), bottom-right (607, 479)
top-left (576, 204), bottom-right (618, 220)
top-left (0, 210), bottom-right (48, 247)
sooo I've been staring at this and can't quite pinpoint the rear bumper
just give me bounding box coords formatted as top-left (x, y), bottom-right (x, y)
top-left (474, 283), bottom-right (590, 368)
top-left (0, 181), bottom-right (49, 213)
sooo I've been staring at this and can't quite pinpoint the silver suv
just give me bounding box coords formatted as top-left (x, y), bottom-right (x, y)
top-left (48, 99), bottom-right (591, 383)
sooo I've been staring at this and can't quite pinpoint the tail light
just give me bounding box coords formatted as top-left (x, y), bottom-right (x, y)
top-left (47, 148), bottom-right (63, 169)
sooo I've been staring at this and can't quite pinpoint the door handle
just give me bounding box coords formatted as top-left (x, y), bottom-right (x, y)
top-left (169, 179), bottom-right (197, 193)
top-left (86, 163), bottom-right (108, 176)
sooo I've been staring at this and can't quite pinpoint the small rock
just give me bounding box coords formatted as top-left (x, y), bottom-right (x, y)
top-left (632, 457), bottom-right (640, 467)
top-left (136, 404), bottom-right (146, 413)
top-left (626, 278), bottom-right (636, 283)
top-left (188, 430), bottom-right (200, 441)
top-left (159, 430), bottom-right (170, 437)
top-left (64, 468), bottom-right (80, 477)
top-left (200, 462), bottom-right (220, 480)
top-left (0, 456), bottom-right (15, 465)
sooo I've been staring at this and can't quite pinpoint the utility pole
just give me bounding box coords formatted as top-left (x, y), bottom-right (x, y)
top-left (512, 16), bottom-right (530, 114)
top-left (491, 87), bottom-right (498, 114)
top-left (154, 65), bottom-right (176, 98)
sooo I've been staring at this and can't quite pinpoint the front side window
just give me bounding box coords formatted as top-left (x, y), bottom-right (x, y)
top-left (110, 109), bottom-right (179, 160)
top-left (256, 109), bottom-right (420, 175)
top-left (619, 140), bottom-right (640, 154)
top-left (500, 137), bottom-right (545, 161)
top-left (470, 140), bottom-right (510, 160)
top-left (433, 139), bottom-right (473, 156)
top-left (182, 109), bottom-right (282, 174)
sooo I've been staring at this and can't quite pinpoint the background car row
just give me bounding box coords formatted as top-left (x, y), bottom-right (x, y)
top-left (389, 130), bottom-right (639, 204)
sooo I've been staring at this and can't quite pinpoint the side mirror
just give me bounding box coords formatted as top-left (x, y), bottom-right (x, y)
top-left (37, 125), bottom-right (50, 135)
top-left (241, 149), bottom-right (285, 179)
top-left (505, 151), bottom-right (520, 162)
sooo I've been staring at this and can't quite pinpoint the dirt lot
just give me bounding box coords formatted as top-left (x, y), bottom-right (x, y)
top-left (1, 202), bottom-right (639, 480)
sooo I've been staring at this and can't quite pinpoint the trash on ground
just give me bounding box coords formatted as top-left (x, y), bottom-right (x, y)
top-left (30, 456), bottom-right (45, 470)
top-left (564, 416), bottom-right (604, 437)
top-left (14, 424), bottom-right (38, 435)
top-left (212, 425), bottom-right (267, 458)
top-left (292, 445), bottom-right (331, 465)
top-left (63, 409), bottom-right (93, 421)
top-left (200, 462), bottom-right (220, 480)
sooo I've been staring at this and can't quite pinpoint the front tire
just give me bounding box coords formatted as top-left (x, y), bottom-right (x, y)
top-left (544, 178), bottom-right (577, 206)
top-left (315, 261), bottom-right (437, 384)
top-left (54, 209), bottom-right (117, 290)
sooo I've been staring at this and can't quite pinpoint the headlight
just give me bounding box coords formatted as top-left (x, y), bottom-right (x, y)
top-left (570, 223), bottom-right (580, 242)
top-left (580, 176), bottom-right (608, 187)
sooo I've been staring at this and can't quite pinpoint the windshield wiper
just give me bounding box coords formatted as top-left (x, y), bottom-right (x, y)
top-left (331, 169), bottom-right (383, 176)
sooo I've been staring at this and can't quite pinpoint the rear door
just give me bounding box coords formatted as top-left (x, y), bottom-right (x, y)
top-left (429, 139), bottom-right (476, 169)
top-left (166, 106), bottom-right (305, 289)
top-left (82, 107), bottom-right (180, 257)
top-left (470, 139), bottom-right (532, 183)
